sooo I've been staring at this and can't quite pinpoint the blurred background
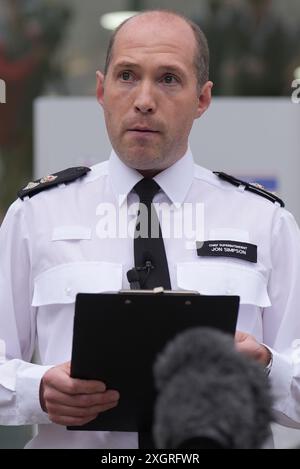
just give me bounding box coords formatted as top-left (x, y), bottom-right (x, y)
top-left (0, 0), bottom-right (300, 220)
top-left (0, 0), bottom-right (300, 448)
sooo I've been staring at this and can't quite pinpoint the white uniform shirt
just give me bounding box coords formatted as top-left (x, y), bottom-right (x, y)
top-left (1, 149), bottom-right (300, 448)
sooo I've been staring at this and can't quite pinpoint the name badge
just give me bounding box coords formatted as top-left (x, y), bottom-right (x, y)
top-left (197, 240), bottom-right (257, 263)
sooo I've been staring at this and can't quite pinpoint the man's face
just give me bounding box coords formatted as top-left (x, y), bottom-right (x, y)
top-left (97, 14), bottom-right (212, 174)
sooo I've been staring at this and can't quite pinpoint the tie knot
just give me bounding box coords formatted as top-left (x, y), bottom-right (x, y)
top-left (134, 178), bottom-right (161, 203)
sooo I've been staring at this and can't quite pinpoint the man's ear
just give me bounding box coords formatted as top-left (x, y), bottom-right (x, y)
top-left (195, 81), bottom-right (213, 119)
top-left (96, 71), bottom-right (105, 106)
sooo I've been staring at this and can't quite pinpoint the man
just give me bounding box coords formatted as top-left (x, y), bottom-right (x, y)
top-left (0, 10), bottom-right (300, 449)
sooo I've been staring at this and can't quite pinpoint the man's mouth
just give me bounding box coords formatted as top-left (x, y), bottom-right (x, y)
top-left (128, 127), bottom-right (159, 133)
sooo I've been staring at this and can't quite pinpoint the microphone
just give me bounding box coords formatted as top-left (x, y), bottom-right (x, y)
top-left (127, 259), bottom-right (155, 290)
top-left (153, 328), bottom-right (273, 449)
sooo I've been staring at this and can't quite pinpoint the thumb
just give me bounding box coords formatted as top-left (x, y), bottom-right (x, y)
top-left (235, 331), bottom-right (248, 343)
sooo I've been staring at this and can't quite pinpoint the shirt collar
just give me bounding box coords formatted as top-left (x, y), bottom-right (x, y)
top-left (109, 147), bottom-right (194, 207)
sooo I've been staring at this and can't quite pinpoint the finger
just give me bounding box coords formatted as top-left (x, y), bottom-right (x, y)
top-left (61, 362), bottom-right (71, 373)
top-left (44, 388), bottom-right (120, 408)
top-left (66, 378), bottom-right (107, 395)
top-left (235, 331), bottom-right (247, 342)
top-left (235, 342), bottom-right (246, 352)
top-left (235, 341), bottom-right (256, 357)
top-left (46, 372), bottom-right (107, 395)
top-left (47, 401), bottom-right (119, 418)
top-left (48, 403), bottom-right (118, 427)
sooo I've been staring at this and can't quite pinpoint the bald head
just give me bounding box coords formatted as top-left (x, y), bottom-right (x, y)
top-left (104, 10), bottom-right (209, 90)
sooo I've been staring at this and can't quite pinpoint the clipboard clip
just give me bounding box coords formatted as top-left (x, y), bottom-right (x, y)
top-left (119, 288), bottom-right (200, 295)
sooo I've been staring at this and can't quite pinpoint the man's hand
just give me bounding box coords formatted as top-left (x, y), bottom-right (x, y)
top-left (39, 362), bottom-right (120, 426)
top-left (235, 331), bottom-right (271, 366)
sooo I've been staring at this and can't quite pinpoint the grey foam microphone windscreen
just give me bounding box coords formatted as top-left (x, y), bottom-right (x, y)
top-left (153, 328), bottom-right (273, 449)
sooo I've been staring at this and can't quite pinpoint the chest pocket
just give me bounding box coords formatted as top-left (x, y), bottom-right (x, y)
top-left (32, 262), bottom-right (123, 306)
top-left (177, 261), bottom-right (270, 307)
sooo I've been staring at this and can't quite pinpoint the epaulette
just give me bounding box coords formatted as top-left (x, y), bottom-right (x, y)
top-left (214, 172), bottom-right (285, 208)
top-left (18, 166), bottom-right (91, 200)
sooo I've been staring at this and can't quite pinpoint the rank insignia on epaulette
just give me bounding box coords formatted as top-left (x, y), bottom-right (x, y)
top-left (23, 182), bottom-right (40, 191)
top-left (18, 166), bottom-right (91, 200)
top-left (214, 172), bottom-right (285, 208)
top-left (40, 175), bottom-right (58, 184)
top-left (251, 182), bottom-right (265, 190)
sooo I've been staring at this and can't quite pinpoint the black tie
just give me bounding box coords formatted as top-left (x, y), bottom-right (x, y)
top-left (133, 178), bottom-right (171, 290)
top-left (132, 178), bottom-right (171, 449)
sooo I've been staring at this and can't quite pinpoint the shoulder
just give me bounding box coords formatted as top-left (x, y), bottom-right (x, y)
top-left (193, 165), bottom-right (284, 208)
top-left (18, 161), bottom-right (109, 201)
top-left (214, 172), bottom-right (285, 208)
top-left (18, 166), bottom-right (91, 200)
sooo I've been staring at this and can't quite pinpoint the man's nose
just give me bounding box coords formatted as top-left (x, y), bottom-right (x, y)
top-left (133, 81), bottom-right (156, 114)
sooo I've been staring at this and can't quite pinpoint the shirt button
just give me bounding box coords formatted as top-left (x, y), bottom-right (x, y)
top-left (226, 289), bottom-right (233, 295)
top-left (65, 287), bottom-right (72, 296)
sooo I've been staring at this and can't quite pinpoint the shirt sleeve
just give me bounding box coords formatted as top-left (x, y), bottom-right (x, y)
top-left (263, 208), bottom-right (300, 427)
top-left (0, 200), bottom-right (52, 425)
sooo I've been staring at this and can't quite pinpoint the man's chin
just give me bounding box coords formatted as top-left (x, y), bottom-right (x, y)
top-left (120, 153), bottom-right (163, 171)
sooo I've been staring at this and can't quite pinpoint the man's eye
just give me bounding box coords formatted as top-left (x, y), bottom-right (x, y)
top-left (120, 71), bottom-right (133, 81)
top-left (162, 75), bottom-right (178, 85)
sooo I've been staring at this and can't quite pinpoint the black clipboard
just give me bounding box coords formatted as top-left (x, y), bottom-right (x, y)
top-left (69, 290), bottom-right (239, 432)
